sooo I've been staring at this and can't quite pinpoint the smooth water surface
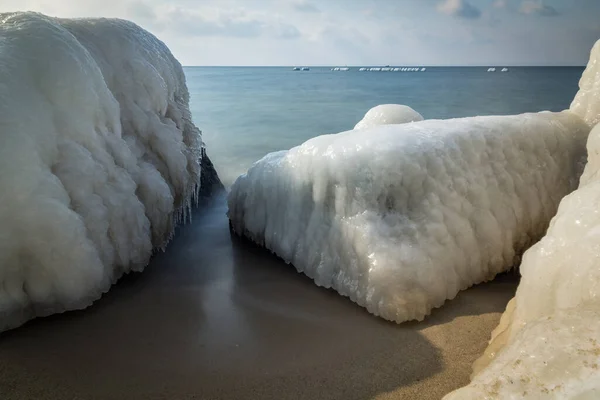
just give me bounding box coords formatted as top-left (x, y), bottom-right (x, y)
top-left (186, 67), bottom-right (584, 186)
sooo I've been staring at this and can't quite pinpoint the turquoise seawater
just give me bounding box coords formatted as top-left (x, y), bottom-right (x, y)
top-left (185, 67), bottom-right (584, 187)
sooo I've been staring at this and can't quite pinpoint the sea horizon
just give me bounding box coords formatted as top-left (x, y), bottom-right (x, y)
top-left (184, 64), bottom-right (587, 68)
top-left (185, 65), bottom-right (584, 186)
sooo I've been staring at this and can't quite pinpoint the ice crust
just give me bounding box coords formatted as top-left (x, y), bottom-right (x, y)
top-left (443, 306), bottom-right (600, 399)
top-left (0, 12), bottom-right (206, 331)
top-left (443, 40), bottom-right (600, 399)
top-left (571, 40), bottom-right (600, 127)
top-left (228, 111), bottom-right (590, 323)
top-left (353, 104), bottom-right (424, 130)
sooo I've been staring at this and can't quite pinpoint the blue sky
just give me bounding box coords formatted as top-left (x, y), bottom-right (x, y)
top-left (1, 0), bottom-right (598, 66)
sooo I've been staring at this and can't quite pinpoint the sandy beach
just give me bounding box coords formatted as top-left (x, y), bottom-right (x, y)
top-left (0, 195), bottom-right (518, 400)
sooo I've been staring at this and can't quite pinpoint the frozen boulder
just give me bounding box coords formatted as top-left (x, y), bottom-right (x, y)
top-left (228, 111), bottom-right (589, 323)
top-left (444, 39), bottom-right (600, 400)
top-left (571, 40), bottom-right (600, 127)
top-left (0, 12), bottom-right (220, 332)
top-left (443, 306), bottom-right (600, 399)
top-left (445, 125), bottom-right (600, 400)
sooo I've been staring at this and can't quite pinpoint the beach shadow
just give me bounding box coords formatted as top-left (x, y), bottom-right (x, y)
top-left (409, 270), bottom-right (518, 330)
top-left (225, 231), bottom-right (444, 400)
top-left (0, 195), bottom-right (514, 400)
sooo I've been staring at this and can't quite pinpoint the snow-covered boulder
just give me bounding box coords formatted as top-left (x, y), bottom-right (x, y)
top-left (228, 111), bottom-right (589, 323)
top-left (443, 40), bottom-right (600, 400)
top-left (0, 12), bottom-right (220, 332)
top-left (354, 104), bottom-right (423, 130)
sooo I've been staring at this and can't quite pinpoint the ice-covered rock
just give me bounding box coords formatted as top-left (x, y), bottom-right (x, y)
top-left (443, 306), bottom-right (600, 399)
top-left (0, 12), bottom-right (220, 332)
top-left (443, 39), bottom-right (600, 400)
top-left (354, 104), bottom-right (424, 130)
top-left (444, 124), bottom-right (600, 399)
top-left (571, 40), bottom-right (600, 127)
top-left (228, 111), bottom-right (589, 323)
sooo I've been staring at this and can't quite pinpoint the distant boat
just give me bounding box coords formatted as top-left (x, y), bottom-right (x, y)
top-left (501, 67), bottom-right (509, 72)
top-left (301, 67), bottom-right (310, 71)
top-left (487, 67), bottom-right (496, 72)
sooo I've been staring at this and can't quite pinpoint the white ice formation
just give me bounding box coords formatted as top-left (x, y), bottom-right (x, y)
top-left (228, 110), bottom-right (590, 323)
top-left (353, 104), bottom-right (424, 130)
top-left (444, 40), bottom-right (600, 399)
top-left (0, 12), bottom-right (214, 331)
top-left (571, 40), bottom-right (600, 127)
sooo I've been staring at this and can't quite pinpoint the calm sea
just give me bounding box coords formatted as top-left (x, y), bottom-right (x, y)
top-left (185, 67), bottom-right (584, 187)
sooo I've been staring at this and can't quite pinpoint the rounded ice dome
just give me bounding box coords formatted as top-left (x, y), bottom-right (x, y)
top-left (354, 104), bottom-right (424, 130)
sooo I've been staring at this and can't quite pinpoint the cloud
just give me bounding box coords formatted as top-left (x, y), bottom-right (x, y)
top-left (437, 0), bottom-right (481, 19)
top-left (363, 8), bottom-right (375, 17)
top-left (292, 0), bottom-right (320, 13)
top-left (163, 8), bottom-right (263, 38)
top-left (127, 1), bottom-right (156, 20)
top-left (0, 0), bottom-right (595, 66)
top-left (124, 4), bottom-right (300, 40)
top-left (519, 1), bottom-right (560, 16)
top-left (274, 23), bottom-right (301, 39)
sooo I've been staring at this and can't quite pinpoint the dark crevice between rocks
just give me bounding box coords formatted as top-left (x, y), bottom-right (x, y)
top-left (198, 147), bottom-right (224, 199)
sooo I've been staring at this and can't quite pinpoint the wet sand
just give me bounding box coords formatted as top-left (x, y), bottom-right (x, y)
top-left (0, 195), bottom-right (518, 400)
